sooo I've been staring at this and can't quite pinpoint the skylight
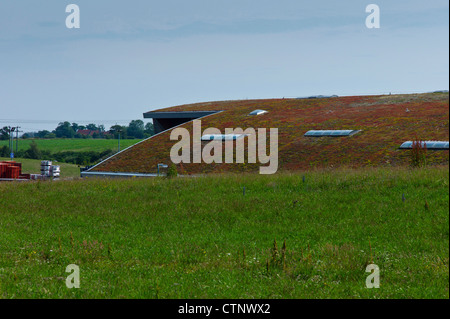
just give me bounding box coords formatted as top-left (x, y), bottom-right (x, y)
top-left (201, 134), bottom-right (248, 141)
top-left (399, 141), bottom-right (449, 150)
top-left (249, 109), bottom-right (268, 116)
top-left (304, 130), bottom-right (360, 137)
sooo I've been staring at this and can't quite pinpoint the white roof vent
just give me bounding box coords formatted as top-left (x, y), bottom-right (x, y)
top-left (399, 141), bottom-right (449, 150)
top-left (201, 134), bottom-right (248, 141)
top-left (249, 109), bottom-right (268, 116)
top-left (304, 130), bottom-right (361, 137)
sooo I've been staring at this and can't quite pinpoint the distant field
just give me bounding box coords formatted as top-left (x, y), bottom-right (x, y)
top-left (0, 138), bottom-right (142, 153)
top-left (0, 157), bottom-right (81, 179)
top-left (0, 166), bottom-right (448, 298)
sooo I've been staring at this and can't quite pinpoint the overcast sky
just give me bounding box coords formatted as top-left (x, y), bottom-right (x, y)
top-left (0, 0), bottom-right (448, 133)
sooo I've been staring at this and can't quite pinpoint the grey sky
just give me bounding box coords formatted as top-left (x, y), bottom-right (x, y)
top-left (0, 0), bottom-right (448, 133)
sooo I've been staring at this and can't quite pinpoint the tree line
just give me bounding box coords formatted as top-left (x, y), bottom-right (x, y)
top-left (0, 120), bottom-right (154, 140)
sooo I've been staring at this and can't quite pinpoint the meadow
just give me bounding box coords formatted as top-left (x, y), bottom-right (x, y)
top-left (0, 138), bottom-right (142, 153)
top-left (0, 166), bottom-right (448, 299)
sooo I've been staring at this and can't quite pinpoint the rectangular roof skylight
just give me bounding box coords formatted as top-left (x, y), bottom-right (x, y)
top-left (304, 130), bottom-right (360, 137)
top-left (201, 134), bottom-right (248, 141)
top-left (399, 141), bottom-right (449, 150)
top-left (249, 109), bottom-right (268, 116)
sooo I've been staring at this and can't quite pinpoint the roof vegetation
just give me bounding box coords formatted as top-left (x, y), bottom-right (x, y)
top-left (90, 92), bottom-right (449, 174)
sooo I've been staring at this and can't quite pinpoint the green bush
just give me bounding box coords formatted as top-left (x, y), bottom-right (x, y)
top-left (23, 141), bottom-right (42, 159)
top-left (0, 145), bottom-right (10, 157)
top-left (166, 163), bottom-right (178, 178)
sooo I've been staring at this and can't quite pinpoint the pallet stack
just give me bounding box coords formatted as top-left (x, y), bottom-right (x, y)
top-left (0, 161), bottom-right (30, 179)
top-left (0, 160), bottom-right (60, 180)
top-left (40, 161), bottom-right (60, 179)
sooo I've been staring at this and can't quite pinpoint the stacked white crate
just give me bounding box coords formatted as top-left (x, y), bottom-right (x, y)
top-left (40, 161), bottom-right (60, 179)
top-left (51, 165), bottom-right (60, 178)
top-left (41, 160), bottom-right (52, 177)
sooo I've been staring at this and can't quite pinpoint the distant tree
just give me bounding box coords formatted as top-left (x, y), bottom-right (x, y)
top-left (37, 130), bottom-right (51, 138)
top-left (96, 124), bottom-right (106, 138)
top-left (0, 127), bottom-right (10, 140)
top-left (144, 122), bottom-right (154, 136)
top-left (109, 124), bottom-right (121, 133)
top-left (86, 123), bottom-right (98, 131)
top-left (71, 122), bottom-right (80, 132)
top-left (110, 125), bottom-right (127, 139)
top-left (127, 120), bottom-right (144, 139)
top-left (46, 132), bottom-right (57, 139)
top-left (54, 122), bottom-right (75, 138)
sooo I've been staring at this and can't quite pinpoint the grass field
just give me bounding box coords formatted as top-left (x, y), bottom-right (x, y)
top-left (0, 138), bottom-right (142, 153)
top-left (0, 166), bottom-right (448, 299)
top-left (0, 157), bottom-right (81, 179)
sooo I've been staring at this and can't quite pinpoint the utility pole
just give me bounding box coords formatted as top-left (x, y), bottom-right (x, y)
top-left (111, 126), bottom-right (123, 152)
top-left (118, 128), bottom-right (121, 152)
top-left (8, 126), bottom-right (16, 160)
top-left (7, 126), bottom-right (11, 154)
top-left (15, 126), bottom-right (21, 154)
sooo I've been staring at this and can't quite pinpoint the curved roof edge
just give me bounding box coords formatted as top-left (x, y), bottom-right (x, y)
top-left (86, 111), bottom-right (223, 173)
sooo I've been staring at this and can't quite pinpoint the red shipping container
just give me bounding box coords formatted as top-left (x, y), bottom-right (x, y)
top-left (6, 162), bottom-right (22, 171)
top-left (3, 165), bottom-right (10, 178)
top-left (6, 166), bottom-right (20, 179)
top-left (4, 165), bottom-right (11, 178)
top-left (0, 163), bottom-right (8, 178)
top-left (1, 161), bottom-right (24, 179)
top-left (12, 167), bottom-right (20, 179)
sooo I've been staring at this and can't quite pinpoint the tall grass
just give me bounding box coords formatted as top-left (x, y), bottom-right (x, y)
top-left (0, 166), bottom-right (448, 298)
top-left (410, 138), bottom-right (428, 168)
